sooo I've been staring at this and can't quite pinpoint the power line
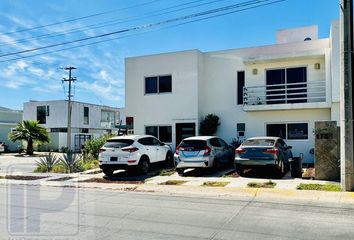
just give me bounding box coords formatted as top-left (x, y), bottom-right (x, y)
top-left (0, 0), bottom-right (283, 59)
top-left (0, 0), bottom-right (216, 47)
top-left (0, 0), bottom-right (285, 64)
top-left (0, 0), bottom-right (162, 36)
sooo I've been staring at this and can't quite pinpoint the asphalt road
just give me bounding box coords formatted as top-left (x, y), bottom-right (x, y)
top-left (1, 185), bottom-right (354, 240)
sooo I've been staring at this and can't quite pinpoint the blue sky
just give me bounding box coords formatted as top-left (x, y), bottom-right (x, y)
top-left (0, 0), bottom-right (339, 110)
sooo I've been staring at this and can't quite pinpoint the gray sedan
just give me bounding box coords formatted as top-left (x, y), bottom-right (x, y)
top-left (235, 137), bottom-right (292, 177)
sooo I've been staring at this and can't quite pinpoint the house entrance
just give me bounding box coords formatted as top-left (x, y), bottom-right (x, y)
top-left (175, 123), bottom-right (196, 146)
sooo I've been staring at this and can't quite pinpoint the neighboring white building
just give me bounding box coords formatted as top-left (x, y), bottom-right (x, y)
top-left (125, 22), bottom-right (340, 164)
top-left (23, 100), bottom-right (123, 152)
top-left (0, 107), bottom-right (22, 151)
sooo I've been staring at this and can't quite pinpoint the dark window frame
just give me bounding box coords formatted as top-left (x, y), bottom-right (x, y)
top-left (265, 66), bottom-right (308, 104)
top-left (237, 71), bottom-right (245, 105)
top-left (145, 125), bottom-right (172, 143)
top-left (144, 75), bottom-right (172, 95)
top-left (36, 106), bottom-right (47, 124)
top-left (83, 106), bottom-right (89, 125)
top-left (266, 122), bottom-right (309, 140)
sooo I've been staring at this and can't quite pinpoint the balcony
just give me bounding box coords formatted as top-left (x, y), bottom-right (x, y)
top-left (243, 80), bottom-right (329, 111)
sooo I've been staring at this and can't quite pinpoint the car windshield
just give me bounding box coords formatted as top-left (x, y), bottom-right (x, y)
top-left (242, 139), bottom-right (275, 147)
top-left (179, 140), bottom-right (207, 150)
top-left (103, 139), bottom-right (134, 148)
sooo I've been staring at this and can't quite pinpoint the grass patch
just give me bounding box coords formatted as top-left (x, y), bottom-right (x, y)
top-left (202, 181), bottom-right (230, 187)
top-left (158, 168), bottom-right (176, 176)
top-left (247, 180), bottom-right (276, 188)
top-left (159, 180), bottom-right (187, 185)
top-left (297, 183), bottom-right (341, 192)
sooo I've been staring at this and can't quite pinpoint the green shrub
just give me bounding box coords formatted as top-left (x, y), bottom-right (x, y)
top-left (199, 114), bottom-right (220, 135)
top-left (79, 159), bottom-right (100, 171)
top-left (52, 164), bottom-right (67, 173)
top-left (34, 152), bottom-right (59, 172)
top-left (230, 138), bottom-right (243, 149)
top-left (59, 152), bottom-right (82, 173)
top-left (82, 134), bottom-right (112, 161)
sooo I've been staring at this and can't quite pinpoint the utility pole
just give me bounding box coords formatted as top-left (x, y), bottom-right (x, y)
top-left (340, 0), bottom-right (354, 191)
top-left (62, 67), bottom-right (77, 152)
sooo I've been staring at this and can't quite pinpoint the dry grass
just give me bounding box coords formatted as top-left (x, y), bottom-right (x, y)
top-left (202, 181), bottom-right (230, 187)
top-left (247, 180), bottom-right (276, 188)
top-left (159, 180), bottom-right (187, 185)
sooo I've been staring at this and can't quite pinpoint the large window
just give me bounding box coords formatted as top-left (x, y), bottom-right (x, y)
top-left (145, 75), bottom-right (172, 94)
top-left (36, 106), bottom-right (47, 124)
top-left (237, 71), bottom-right (245, 105)
top-left (266, 123), bottom-right (308, 140)
top-left (145, 125), bottom-right (172, 143)
top-left (287, 123), bottom-right (308, 140)
top-left (266, 67), bottom-right (307, 104)
top-left (83, 107), bottom-right (89, 125)
top-left (101, 110), bottom-right (116, 128)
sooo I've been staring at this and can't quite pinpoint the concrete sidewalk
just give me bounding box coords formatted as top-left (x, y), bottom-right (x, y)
top-left (0, 168), bottom-right (352, 204)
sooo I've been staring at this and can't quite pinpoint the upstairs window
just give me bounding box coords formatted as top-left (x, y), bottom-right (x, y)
top-left (145, 75), bottom-right (172, 94)
top-left (36, 106), bottom-right (47, 124)
top-left (266, 67), bottom-right (307, 104)
top-left (237, 71), bottom-right (245, 105)
top-left (84, 107), bottom-right (89, 125)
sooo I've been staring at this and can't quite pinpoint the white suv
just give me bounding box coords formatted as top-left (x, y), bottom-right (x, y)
top-left (99, 135), bottom-right (173, 176)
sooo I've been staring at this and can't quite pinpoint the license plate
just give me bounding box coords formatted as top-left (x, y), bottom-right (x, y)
top-left (110, 157), bottom-right (118, 161)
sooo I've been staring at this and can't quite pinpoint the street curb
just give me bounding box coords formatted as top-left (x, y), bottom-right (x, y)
top-left (135, 184), bottom-right (354, 203)
top-left (1, 178), bottom-right (353, 203)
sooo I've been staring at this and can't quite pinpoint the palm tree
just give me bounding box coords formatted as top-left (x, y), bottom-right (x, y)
top-left (8, 120), bottom-right (50, 155)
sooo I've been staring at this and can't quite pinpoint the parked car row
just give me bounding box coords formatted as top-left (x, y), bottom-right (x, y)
top-left (98, 135), bottom-right (293, 178)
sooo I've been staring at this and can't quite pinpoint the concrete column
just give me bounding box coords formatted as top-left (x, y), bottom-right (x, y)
top-left (340, 0), bottom-right (354, 191)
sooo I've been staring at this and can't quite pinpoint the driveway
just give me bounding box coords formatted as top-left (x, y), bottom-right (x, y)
top-left (0, 154), bottom-right (40, 174)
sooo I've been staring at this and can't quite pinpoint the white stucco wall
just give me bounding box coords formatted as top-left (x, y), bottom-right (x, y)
top-left (124, 23), bottom-right (339, 163)
top-left (125, 50), bottom-right (202, 148)
top-left (23, 100), bottom-right (119, 130)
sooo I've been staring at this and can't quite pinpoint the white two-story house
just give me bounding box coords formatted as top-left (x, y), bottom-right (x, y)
top-left (23, 100), bottom-right (123, 152)
top-left (125, 22), bottom-right (340, 164)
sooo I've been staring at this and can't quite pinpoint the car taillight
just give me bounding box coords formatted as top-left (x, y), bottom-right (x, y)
top-left (121, 146), bottom-right (139, 153)
top-left (175, 145), bottom-right (182, 155)
top-left (203, 146), bottom-right (212, 156)
top-left (99, 149), bottom-right (106, 153)
top-left (263, 148), bottom-right (279, 155)
top-left (235, 148), bottom-right (247, 154)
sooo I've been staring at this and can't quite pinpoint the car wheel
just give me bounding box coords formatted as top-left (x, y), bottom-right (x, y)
top-left (176, 168), bottom-right (184, 176)
top-left (103, 169), bottom-right (114, 176)
top-left (138, 158), bottom-right (149, 175)
top-left (165, 151), bottom-right (174, 166)
top-left (213, 159), bottom-right (222, 171)
top-left (235, 164), bottom-right (244, 175)
top-left (276, 161), bottom-right (285, 178)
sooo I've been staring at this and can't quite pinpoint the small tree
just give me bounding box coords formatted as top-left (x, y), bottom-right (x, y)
top-left (82, 134), bottom-right (111, 161)
top-left (8, 120), bottom-right (49, 155)
top-left (199, 114), bottom-right (220, 135)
